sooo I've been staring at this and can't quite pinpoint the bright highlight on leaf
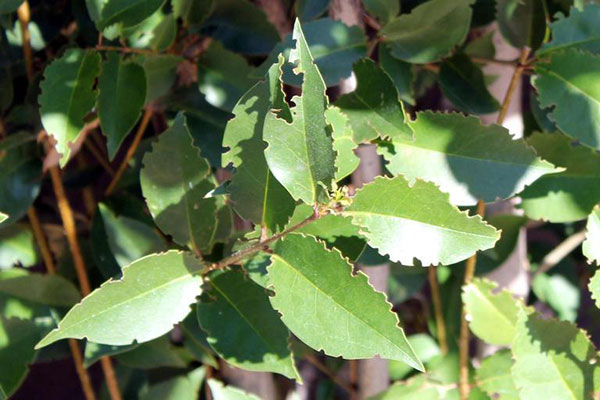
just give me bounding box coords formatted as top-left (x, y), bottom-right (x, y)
top-left (344, 176), bottom-right (500, 265)
top-left (268, 234), bottom-right (423, 371)
top-left (583, 207), bottom-right (600, 265)
top-left (35, 251), bottom-right (203, 348)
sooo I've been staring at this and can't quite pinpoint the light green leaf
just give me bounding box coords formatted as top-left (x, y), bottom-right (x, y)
top-left (519, 132), bottom-right (600, 222)
top-left (97, 203), bottom-right (166, 267)
top-left (207, 379), bottom-right (260, 400)
top-left (141, 367), bottom-right (205, 400)
top-left (150, 13), bottom-right (176, 51)
top-left (496, 0), bottom-right (545, 50)
top-left (197, 270), bottom-right (299, 380)
top-left (589, 269), bottom-right (600, 308)
top-left (389, 334), bottom-right (441, 380)
top-left (379, 112), bottom-right (560, 205)
top-left (511, 308), bottom-right (599, 400)
top-left (534, 49), bottom-right (600, 148)
top-left (35, 251), bottom-right (203, 348)
top-left (538, 4), bottom-right (600, 55)
top-left (197, 41), bottom-right (257, 112)
top-left (0, 223), bottom-right (38, 268)
top-left (325, 106), bottom-right (359, 181)
top-left (96, 0), bottom-right (167, 31)
top-left (439, 54), bottom-right (499, 114)
top-left (583, 206), bottom-right (600, 264)
top-left (463, 278), bottom-right (521, 346)
top-left (98, 52), bottom-right (146, 159)
top-left (362, 0), bottom-right (399, 24)
top-left (343, 176), bottom-right (500, 265)
top-left (263, 21), bottom-right (335, 204)
top-left (476, 350), bottom-right (518, 400)
top-left (334, 58), bottom-right (412, 143)
top-left (222, 57), bottom-right (294, 231)
top-left (0, 271), bottom-right (80, 307)
top-left (368, 374), bottom-right (457, 399)
top-left (39, 49), bottom-right (101, 167)
top-left (141, 113), bottom-right (218, 253)
top-left (532, 266), bottom-right (580, 322)
top-left (268, 234), bottom-right (423, 370)
top-left (381, 0), bottom-right (473, 63)
top-left (254, 18), bottom-right (367, 87)
top-left (0, 213), bottom-right (6, 224)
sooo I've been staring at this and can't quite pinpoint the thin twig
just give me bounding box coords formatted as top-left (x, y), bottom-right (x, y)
top-left (95, 45), bottom-right (157, 56)
top-left (16, 1), bottom-right (33, 81)
top-left (84, 139), bottom-right (115, 176)
top-left (68, 340), bottom-right (98, 400)
top-left (459, 200), bottom-right (485, 399)
top-left (104, 108), bottom-right (153, 197)
top-left (305, 354), bottom-right (353, 394)
top-left (496, 48), bottom-right (531, 125)
top-left (428, 267), bottom-right (448, 355)
top-left (100, 357), bottom-right (122, 400)
top-left (536, 230), bottom-right (587, 276)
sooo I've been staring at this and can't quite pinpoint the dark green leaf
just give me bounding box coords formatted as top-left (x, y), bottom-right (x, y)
top-left (496, 0), bottom-right (545, 50)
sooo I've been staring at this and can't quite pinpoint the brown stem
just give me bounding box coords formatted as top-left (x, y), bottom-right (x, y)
top-left (496, 48), bottom-right (531, 125)
top-left (470, 57), bottom-right (520, 67)
top-left (349, 359), bottom-right (359, 400)
top-left (428, 267), bottom-right (448, 355)
top-left (536, 230), bottom-right (586, 276)
top-left (205, 365), bottom-right (213, 400)
top-left (100, 357), bottom-right (122, 400)
top-left (16, 1), bottom-right (33, 81)
top-left (459, 200), bottom-right (485, 400)
top-left (68, 339), bottom-right (98, 400)
top-left (84, 139), bottom-right (115, 176)
top-left (104, 108), bottom-right (153, 197)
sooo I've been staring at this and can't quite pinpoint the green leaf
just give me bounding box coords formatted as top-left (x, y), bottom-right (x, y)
top-left (464, 31), bottom-right (496, 59)
top-left (519, 132), bottom-right (600, 222)
top-left (141, 367), bottom-right (205, 400)
top-left (532, 265), bottom-right (580, 322)
top-left (478, 215), bottom-right (528, 274)
top-left (334, 58), bottom-right (412, 143)
top-left (462, 278), bottom-right (521, 346)
top-left (268, 234), bottom-right (423, 370)
top-left (96, 0), bottom-right (167, 31)
top-left (476, 350), bottom-right (518, 400)
top-left (496, 0), bottom-right (545, 50)
top-left (172, 0), bottom-right (214, 26)
top-left (343, 176), bottom-right (500, 265)
top-left (378, 45), bottom-right (415, 105)
top-left (583, 206), bottom-right (600, 264)
top-left (222, 57), bottom-right (294, 231)
top-left (197, 270), bottom-right (299, 379)
top-left (511, 308), bottom-right (599, 400)
top-left (368, 374), bottom-right (460, 399)
top-left (0, 0), bottom-right (23, 14)
top-left (0, 213), bottom-right (6, 224)
top-left (380, 0), bottom-right (473, 63)
top-left (538, 4), bottom-right (600, 55)
top-left (362, 0), bottom-right (399, 24)
top-left (84, 341), bottom-right (138, 367)
top-left (116, 335), bottom-right (187, 369)
top-left (98, 52), bottom-right (146, 159)
top-left (0, 223), bottom-right (38, 268)
top-left (263, 22), bottom-right (336, 204)
top-left (438, 54), bottom-right (500, 114)
top-left (295, 0), bottom-right (331, 21)
top-left (39, 49), bottom-right (101, 167)
top-left (202, 0), bottom-right (280, 55)
top-left (150, 13), bottom-right (177, 51)
top-left (97, 203), bottom-right (166, 268)
top-left (0, 272), bottom-right (80, 306)
top-left (534, 49), bottom-right (600, 148)
top-left (35, 250), bottom-right (203, 348)
top-left (140, 54), bottom-right (182, 104)
top-left (325, 106), bottom-right (359, 181)
top-left (589, 268), bottom-right (600, 308)
top-left (389, 334), bottom-right (441, 380)
top-left (197, 41), bottom-right (257, 112)
top-left (379, 112), bottom-right (561, 205)
top-left (255, 18), bottom-right (367, 87)
top-left (141, 113), bottom-right (218, 253)
top-left (207, 379), bottom-right (260, 400)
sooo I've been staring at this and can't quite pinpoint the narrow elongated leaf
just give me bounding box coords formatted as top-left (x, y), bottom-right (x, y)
top-left (263, 21), bottom-right (335, 204)
top-left (496, 0), bottom-right (545, 50)
top-left (381, 0), bottom-right (473, 63)
top-left (268, 234), bottom-right (423, 370)
top-left (519, 132), bottom-right (600, 222)
top-left (476, 350), bottom-right (518, 400)
top-left (379, 112), bottom-right (560, 205)
top-left (39, 49), bottom-right (101, 166)
top-left (511, 308), bottom-right (599, 400)
top-left (438, 54), bottom-right (499, 114)
top-left (583, 206), bottom-right (600, 265)
top-left (35, 251), bottom-right (203, 348)
top-left (98, 52), bottom-right (146, 159)
top-left (222, 57), bottom-right (295, 231)
top-left (141, 114), bottom-right (217, 252)
top-left (0, 272), bottom-right (80, 306)
top-left (208, 379), bottom-right (260, 400)
top-left (343, 176), bottom-right (500, 265)
top-left (141, 367), bottom-right (205, 400)
top-left (538, 4), bottom-right (600, 55)
top-left (325, 106), bottom-right (359, 181)
top-left (197, 270), bottom-right (299, 379)
top-left (534, 49), bottom-right (600, 148)
top-left (334, 59), bottom-right (412, 143)
top-left (96, 0), bottom-right (167, 30)
top-left (462, 278), bottom-right (521, 346)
